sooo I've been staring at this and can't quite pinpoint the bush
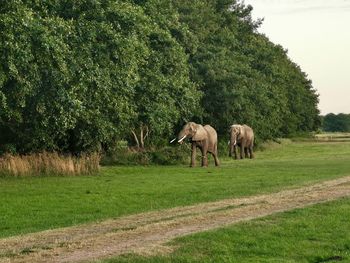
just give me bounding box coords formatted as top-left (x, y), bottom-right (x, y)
top-left (255, 139), bottom-right (292, 152)
top-left (101, 144), bottom-right (190, 166)
top-left (103, 149), bottom-right (152, 166)
top-left (100, 140), bottom-right (150, 165)
top-left (149, 146), bottom-right (189, 165)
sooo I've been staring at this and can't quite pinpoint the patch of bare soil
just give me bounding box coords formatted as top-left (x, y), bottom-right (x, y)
top-left (2, 176), bottom-right (350, 263)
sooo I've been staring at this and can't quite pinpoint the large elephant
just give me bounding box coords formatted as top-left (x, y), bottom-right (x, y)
top-left (172, 122), bottom-right (220, 167)
top-left (229, 124), bottom-right (254, 159)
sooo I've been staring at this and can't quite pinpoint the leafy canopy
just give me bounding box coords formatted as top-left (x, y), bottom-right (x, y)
top-left (0, 0), bottom-right (320, 153)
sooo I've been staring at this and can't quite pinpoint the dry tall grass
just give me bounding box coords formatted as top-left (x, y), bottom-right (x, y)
top-left (0, 152), bottom-right (100, 176)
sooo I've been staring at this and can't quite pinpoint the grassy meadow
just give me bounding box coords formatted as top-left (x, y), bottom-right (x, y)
top-left (108, 197), bottom-right (350, 263)
top-left (1, 140), bottom-right (350, 239)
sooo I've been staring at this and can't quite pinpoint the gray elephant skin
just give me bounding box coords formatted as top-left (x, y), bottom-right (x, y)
top-left (175, 122), bottom-right (220, 167)
top-left (229, 124), bottom-right (254, 159)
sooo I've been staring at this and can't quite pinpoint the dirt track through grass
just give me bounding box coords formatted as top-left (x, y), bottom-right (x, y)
top-left (2, 176), bottom-right (350, 263)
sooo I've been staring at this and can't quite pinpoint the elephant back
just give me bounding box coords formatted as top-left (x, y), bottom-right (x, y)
top-left (203, 125), bottom-right (218, 141)
top-left (242, 125), bottom-right (254, 143)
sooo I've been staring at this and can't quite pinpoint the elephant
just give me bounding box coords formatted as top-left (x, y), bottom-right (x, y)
top-left (229, 124), bottom-right (254, 159)
top-left (171, 122), bottom-right (220, 167)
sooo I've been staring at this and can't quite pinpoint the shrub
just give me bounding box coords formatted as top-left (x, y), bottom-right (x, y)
top-left (255, 139), bottom-right (292, 152)
top-left (101, 144), bottom-right (190, 166)
top-left (149, 146), bottom-right (189, 165)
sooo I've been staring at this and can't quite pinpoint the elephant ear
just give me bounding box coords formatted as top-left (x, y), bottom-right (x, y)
top-left (192, 124), bottom-right (207, 141)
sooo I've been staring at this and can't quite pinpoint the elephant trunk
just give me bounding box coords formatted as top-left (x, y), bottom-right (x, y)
top-left (230, 133), bottom-right (237, 146)
top-left (229, 133), bottom-right (237, 156)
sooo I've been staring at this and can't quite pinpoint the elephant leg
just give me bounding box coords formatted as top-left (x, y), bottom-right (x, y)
top-left (202, 155), bottom-right (208, 167)
top-left (249, 147), bottom-right (254, 159)
top-left (240, 145), bottom-right (244, 159)
top-left (229, 143), bottom-right (235, 158)
top-left (244, 147), bottom-right (249, 158)
top-left (201, 151), bottom-right (208, 167)
top-left (200, 145), bottom-right (208, 167)
top-left (212, 152), bottom-right (220, 166)
top-left (191, 143), bottom-right (196, 167)
top-left (212, 143), bottom-right (220, 166)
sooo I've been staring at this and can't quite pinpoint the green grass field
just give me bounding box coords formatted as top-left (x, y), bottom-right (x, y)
top-left (108, 197), bottom-right (350, 263)
top-left (1, 140), bottom-right (350, 240)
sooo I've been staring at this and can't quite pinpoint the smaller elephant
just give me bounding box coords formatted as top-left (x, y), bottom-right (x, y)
top-left (229, 124), bottom-right (254, 159)
top-left (171, 122), bottom-right (220, 167)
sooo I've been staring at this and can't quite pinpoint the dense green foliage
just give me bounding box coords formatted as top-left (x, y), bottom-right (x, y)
top-left (109, 198), bottom-right (350, 262)
top-left (1, 141), bottom-right (350, 238)
top-left (171, 0), bottom-right (320, 139)
top-left (322, 113), bottom-right (350, 132)
top-left (0, 0), bottom-right (320, 154)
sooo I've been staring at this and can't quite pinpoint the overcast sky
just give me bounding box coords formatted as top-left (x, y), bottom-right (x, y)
top-left (243, 0), bottom-right (350, 115)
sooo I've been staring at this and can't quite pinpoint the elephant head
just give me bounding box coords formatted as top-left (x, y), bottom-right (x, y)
top-left (176, 122), bottom-right (207, 144)
top-left (230, 124), bottom-right (243, 146)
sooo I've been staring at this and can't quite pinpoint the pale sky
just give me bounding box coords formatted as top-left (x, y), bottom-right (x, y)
top-left (243, 0), bottom-right (350, 115)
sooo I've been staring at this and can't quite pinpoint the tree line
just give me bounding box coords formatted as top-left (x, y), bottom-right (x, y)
top-left (0, 0), bottom-right (320, 154)
top-left (322, 113), bottom-right (350, 132)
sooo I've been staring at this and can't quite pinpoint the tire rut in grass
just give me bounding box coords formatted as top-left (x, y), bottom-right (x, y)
top-left (1, 176), bottom-right (350, 263)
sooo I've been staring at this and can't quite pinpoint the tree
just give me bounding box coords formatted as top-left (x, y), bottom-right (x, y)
top-left (173, 0), bottom-right (320, 140)
top-left (0, 1), bottom-right (148, 153)
top-left (323, 113), bottom-right (350, 132)
top-left (0, 0), bottom-right (321, 155)
top-left (128, 0), bottom-right (201, 149)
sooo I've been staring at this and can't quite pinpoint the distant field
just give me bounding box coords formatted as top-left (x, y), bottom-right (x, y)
top-left (1, 140), bottom-right (350, 239)
top-left (314, 132), bottom-right (350, 141)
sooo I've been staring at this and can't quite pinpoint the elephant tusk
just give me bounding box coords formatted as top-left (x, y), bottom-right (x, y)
top-left (227, 140), bottom-right (230, 145)
top-left (170, 138), bottom-right (176, 144)
top-left (178, 135), bottom-right (187, 143)
top-left (233, 140), bottom-right (237, 146)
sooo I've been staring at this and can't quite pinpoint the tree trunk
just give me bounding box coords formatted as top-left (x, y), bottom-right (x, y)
top-left (140, 126), bottom-right (144, 149)
top-left (131, 130), bottom-right (140, 149)
top-left (132, 124), bottom-right (150, 151)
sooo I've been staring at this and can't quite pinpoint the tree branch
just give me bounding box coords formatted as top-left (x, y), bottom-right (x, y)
top-left (131, 129), bottom-right (140, 149)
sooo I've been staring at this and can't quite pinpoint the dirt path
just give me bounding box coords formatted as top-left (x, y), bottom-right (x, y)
top-left (2, 176), bottom-right (350, 263)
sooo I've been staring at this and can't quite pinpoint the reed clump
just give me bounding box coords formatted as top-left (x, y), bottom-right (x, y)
top-left (0, 152), bottom-right (100, 176)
